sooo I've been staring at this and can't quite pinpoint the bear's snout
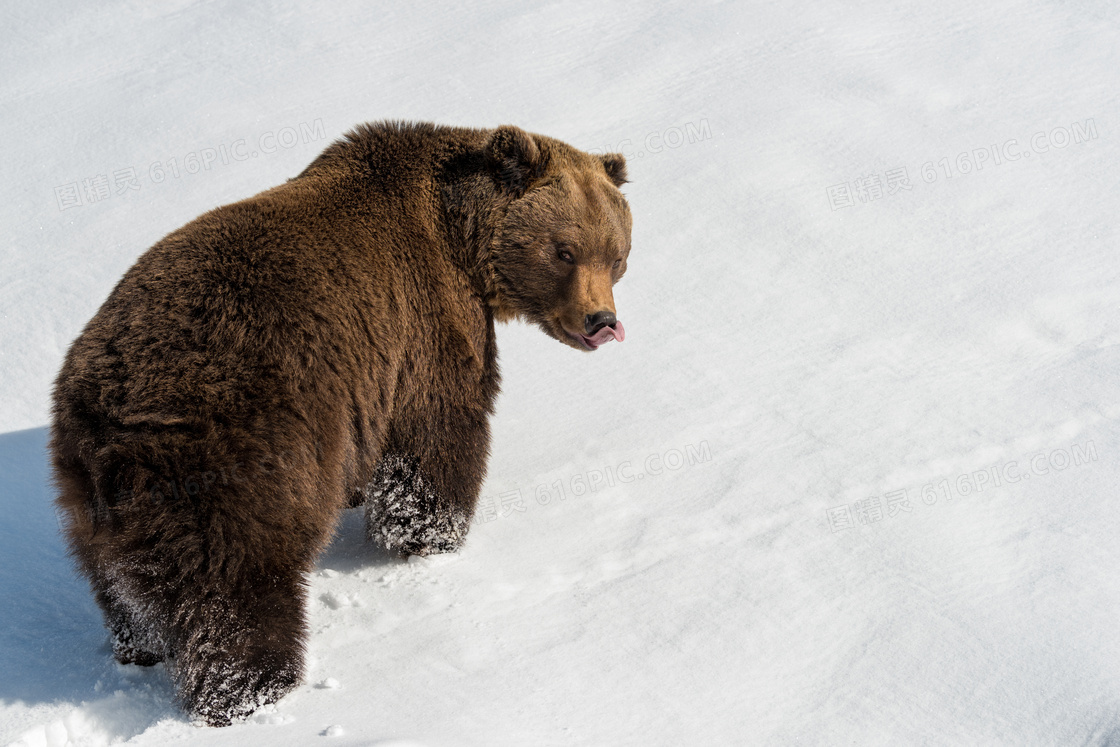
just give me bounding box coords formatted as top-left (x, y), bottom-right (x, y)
top-left (584, 310), bottom-right (616, 335)
top-left (566, 313), bottom-right (625, 351)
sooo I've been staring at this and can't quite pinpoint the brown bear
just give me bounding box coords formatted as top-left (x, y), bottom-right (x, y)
top-left (50, 121), bottom-right (631, 726)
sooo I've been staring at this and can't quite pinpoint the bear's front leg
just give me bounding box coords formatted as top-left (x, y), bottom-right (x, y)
top-left (363, 410), bottom-right (489, 557)
top-left (363, 456), bottom-right (469, 556)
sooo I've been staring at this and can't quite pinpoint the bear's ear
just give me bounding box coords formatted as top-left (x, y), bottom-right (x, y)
top-left (488, 125), bottom-right (546, 196)
top-left (599, 153), bottom-right (628, 187)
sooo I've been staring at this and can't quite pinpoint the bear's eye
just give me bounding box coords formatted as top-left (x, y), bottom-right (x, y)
top-left (612, 258), bottom-right (622, 270)
top-left (557, 248), bottom-right (575, 264)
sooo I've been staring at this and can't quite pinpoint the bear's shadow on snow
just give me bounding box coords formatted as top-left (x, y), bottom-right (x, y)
top-left (0, 426), bottom-right (114, 710)
top-left (315, 506), bottom-right (403, 574)
top-left (0, 427), bottom-right (397, 712)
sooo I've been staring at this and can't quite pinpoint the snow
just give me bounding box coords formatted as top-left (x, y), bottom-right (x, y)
top-left (3, 0), bottom-right (1120, 744)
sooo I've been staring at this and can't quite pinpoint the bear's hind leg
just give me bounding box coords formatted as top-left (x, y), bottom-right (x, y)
top-left (95, 583), bottom-right (166, 667)
top-left (56, 448), bottom-right (169, 667)
top-left (170, 570), bottom-right (307, 727)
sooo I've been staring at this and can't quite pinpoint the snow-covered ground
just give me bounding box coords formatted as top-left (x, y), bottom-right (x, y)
top-left (3, 1), bottom-right (1120, 744)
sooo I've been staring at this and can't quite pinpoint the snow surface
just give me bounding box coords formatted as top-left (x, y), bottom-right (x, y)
top-left (3, 0), bottom-right (1120, 744)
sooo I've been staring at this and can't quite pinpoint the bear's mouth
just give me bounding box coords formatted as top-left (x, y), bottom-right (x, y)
top-left (564, 320), bottom-right (626, 351)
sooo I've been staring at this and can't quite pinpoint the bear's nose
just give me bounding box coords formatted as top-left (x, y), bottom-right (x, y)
top-left (584, 310), bottom-right (617, 335)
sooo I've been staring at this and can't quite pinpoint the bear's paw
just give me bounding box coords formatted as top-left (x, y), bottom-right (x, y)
top-left (362, 455), bottom-right (469, 557)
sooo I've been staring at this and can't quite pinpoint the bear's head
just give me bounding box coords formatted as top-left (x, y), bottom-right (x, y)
top-left (486, 126), bottom-right (631, 352)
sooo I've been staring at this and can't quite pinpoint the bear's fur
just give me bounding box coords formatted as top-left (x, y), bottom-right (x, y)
top-left (50, 121), bottom-right (631, 726)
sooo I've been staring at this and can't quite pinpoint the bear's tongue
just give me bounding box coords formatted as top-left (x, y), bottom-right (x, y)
top-left (586, 320), bottom-right (625, 347)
